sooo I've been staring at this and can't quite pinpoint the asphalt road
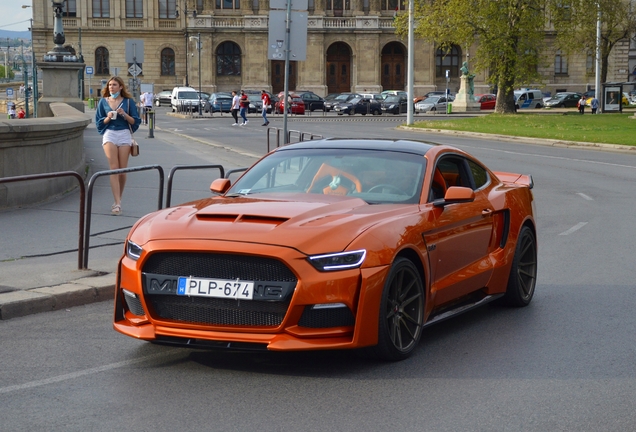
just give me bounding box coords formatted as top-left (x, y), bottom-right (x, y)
top-left (1, 111), bottom-right (636, 431)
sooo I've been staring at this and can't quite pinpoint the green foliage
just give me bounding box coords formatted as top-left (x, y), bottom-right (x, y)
top-left (395, 0), bottom-right (554, 113)
top-left (409, 113), bottom-right (636, 146)
top-left (0, 65), bottom-right (15, 80)
top-left (548, 0), bottom-right (636, 83)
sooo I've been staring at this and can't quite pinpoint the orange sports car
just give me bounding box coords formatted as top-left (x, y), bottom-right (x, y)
top-left (114, 139), bottom-right (537, 361)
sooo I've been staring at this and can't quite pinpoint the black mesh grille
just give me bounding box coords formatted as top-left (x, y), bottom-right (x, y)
top-left (124, 293), bottom-right (145, 316)
top-left (298, 306), bottom-right (355, 328)
top-left (143, 252), bottom-right (297, 281)
top-left (147, 295), bottom-right (289, 326)
top-left (142, 252), bottom-right (297, 327)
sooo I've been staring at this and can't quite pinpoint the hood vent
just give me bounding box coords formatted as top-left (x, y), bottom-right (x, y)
top-left (196, 213), bottom-right (289, 226)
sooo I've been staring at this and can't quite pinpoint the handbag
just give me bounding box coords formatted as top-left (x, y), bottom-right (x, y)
top-left (127, 100), bottom-right (140, 157)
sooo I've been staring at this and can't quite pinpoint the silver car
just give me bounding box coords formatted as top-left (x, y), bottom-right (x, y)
top-left (414, 96), bottom-right (452, 113)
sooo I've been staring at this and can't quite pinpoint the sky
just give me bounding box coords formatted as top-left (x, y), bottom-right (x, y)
top-left (0, 1), bottom-right (33, 33)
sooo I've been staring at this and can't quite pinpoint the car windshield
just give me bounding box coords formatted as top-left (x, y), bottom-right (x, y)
top-left (226, 148), bottom-right (426, 205)
top-left (335, 94), bottom-right (353, 101)
top-left (349, 97), bottom-right (362, 104)
top-left (178, 92), bottom-right (199, 99)
top-left (422, 97), bottom-right (440, 103)
top-left (384, 96), bottom-right (400, 103)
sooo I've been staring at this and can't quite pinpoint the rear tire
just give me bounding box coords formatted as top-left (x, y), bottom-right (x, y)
top-left (372, 258), bottom-right (424, 361)
top-left (502, 226), bottom-right (537, 307)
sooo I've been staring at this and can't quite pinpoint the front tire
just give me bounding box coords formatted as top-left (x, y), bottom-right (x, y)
top-left (502, 226), bottom-right (537, 307)
top-left (373, 258), bottom-right (424, 361)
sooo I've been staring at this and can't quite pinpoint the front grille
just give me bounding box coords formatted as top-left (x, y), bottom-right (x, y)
top-left (143, 252), bottom-right (297, 281)
top-left (298, 305), bottom-right (355, 328)
top-left (142, 252), bottom-right (297, 326)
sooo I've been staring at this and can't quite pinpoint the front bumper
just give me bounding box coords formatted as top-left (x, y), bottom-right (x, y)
top-left (114, 240), bottom-right (389, 351)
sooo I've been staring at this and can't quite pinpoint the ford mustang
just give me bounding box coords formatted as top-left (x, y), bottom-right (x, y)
top-left (114, 138), bottom-right (537, 361)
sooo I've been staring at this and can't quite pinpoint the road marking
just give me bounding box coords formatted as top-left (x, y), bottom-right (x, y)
top-left (0, 350), bottom-right (183, 394)
top-left (559, 222), bottom-right (588, 236)
top-left (577, 193), bottom-right (593, 200)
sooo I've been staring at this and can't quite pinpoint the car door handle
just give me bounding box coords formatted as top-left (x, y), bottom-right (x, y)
top-left (482, 209), bottom-right (493, 217)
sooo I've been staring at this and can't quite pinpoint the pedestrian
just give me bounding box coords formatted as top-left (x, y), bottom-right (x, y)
top-left (17, 107), bottom-right (26, 119)
top-left (577, 95), bottom-right (586, 114)
top-left (7, 103), bottom-right (16, 119)
top-left (239, 90), bottom-right (249, 125)
top-left (19, 84), bottom-right (25, 97)
top-left (590, 95), bottom-right (599, 114)
top-left (95, 76), bottom-right (141, 216)
top-left (141, 91), bottom-right (153, 124)
top-left (230, 90), bottom-right (240, 125)
top-left (261, 90), bottom-right (270, 126)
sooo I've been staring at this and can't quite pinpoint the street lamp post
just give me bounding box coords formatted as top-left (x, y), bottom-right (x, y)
top-left (189, 33), bottom-right (202, 117)
top-left (23, 5), bottom-right (38, 117)
top-left (176, 1), bottom-right (197, 87)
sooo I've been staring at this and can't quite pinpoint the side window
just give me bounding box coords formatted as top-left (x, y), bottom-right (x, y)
top-left (430, 156), bottom-right (472, 201)
top-left (467, 160), bottom-right (489, 190)
top-left (528, 92), bottom-right (534, 100)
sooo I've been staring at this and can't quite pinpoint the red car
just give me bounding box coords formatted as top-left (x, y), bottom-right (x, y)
top-left (474, 94), bottom-right (497, 110)
top-left (114, 139), bottom-right (537, 361)
top-left (274, 94), bottom-right (306, 115)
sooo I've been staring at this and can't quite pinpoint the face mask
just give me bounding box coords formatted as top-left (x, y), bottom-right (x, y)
top-left (111, 91), bottom-right (120, 98)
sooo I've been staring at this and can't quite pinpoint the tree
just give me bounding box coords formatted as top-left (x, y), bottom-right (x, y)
top-left (548, 0), bottom-right (636, 84)
top-left (0, 65), bottom-right (15, 80)
top-left (395, 0), bottom-right (552, 113)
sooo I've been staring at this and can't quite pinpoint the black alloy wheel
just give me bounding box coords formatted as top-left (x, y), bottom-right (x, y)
top-left (503, 226), bottom-right (537, 307)
top-left (374, 258), bottom-right (424, 361)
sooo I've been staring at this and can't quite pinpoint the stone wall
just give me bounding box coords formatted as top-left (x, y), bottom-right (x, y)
top-left (0, 103), bottom-right (90, 209)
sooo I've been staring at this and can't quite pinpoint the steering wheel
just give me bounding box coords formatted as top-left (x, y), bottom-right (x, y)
top-left (367, 184), bottom-right (406, 195)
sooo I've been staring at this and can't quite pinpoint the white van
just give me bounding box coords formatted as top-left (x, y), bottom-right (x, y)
top-left (171, 86), bottom-right (202, 113)
top-left (514, 89), bottom-right (544, 109)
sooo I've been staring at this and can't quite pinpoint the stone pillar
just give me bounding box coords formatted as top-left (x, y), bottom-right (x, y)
top-left (37, 61), bottom-right (86, 117)
top-left (452, 75), bottom-right (480, 112)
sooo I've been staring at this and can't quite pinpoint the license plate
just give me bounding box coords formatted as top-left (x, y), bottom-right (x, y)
top-left (177, 277), bottom-right (254, 300)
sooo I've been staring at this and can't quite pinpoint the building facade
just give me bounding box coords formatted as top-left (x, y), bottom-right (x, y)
top-left (31, 0), bottom-right (633, 98)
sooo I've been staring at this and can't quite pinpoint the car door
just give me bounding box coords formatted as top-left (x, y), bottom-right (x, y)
top-left (421, 155), bottom-right (495, 306)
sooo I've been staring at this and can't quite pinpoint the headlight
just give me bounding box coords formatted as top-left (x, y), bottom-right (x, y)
top-left (126, 240), bottom-right (142, 261)
top-left (308, 250), bottom-right (366, 271)
top-left (389, 104), bottom-right (395, 109)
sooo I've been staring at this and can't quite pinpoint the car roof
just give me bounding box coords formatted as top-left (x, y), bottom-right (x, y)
top-left (276, 138), bottom-right (436, 156)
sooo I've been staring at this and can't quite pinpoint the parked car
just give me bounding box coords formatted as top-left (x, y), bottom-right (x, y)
top-left (154, 90), bottom-right (172, 107)
top-left (171, 86), bottom-right (203, 113)
top-left (274, 94), bottom-right (306, 115)
top-left (296, 91), bottom-right (325, 111)
top-left (380, 90), bottom-right (407, 99)
top-left (544, 92), bottom-right (582, 108)
top-left (381, 95), bottom-right (409, 114)
top-left (513, 89), bottom-right (544, 109)
top-left (324, 93), bottom-right (361, 111)
top-left (473, 94), bottom-right (497, 110)
top-left (113, 138), bottom-right (537, 361)
top-left (204, 92), bottom-right (233, 113)
top-left (414, 91), bottom-right (452, 104)
top-left (335, 97), bottom-right (382, 115)
top-left (414, 96), bottom-right (452, 113)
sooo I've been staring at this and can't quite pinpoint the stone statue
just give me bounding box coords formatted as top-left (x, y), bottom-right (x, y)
top-left (461, 61), bottom-right (475, 97)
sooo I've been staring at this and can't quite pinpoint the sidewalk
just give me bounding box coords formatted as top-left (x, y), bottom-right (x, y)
top-left (0, 119), bottom-right (256, 320)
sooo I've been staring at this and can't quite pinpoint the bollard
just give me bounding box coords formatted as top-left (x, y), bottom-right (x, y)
top-left (147, 110), bottom-right (155, 138)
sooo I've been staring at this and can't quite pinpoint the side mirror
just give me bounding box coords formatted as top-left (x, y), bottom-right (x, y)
top-left (210, 178), bottom-right (231, 194)
top-left (434, 186), bottom-right (475, 207)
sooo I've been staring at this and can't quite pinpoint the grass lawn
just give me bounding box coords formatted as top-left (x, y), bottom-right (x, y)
top-left (409, 112), bottom-right (636, 146)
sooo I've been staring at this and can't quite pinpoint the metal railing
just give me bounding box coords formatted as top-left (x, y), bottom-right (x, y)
top-left (83, 165), bottom-right (164, 268)
top-left (0, 171), bottom-right (86, 269)
top-left (165, 164), bottom-right (225, 208)
top-left (266, 127), bottom-right (323, 151)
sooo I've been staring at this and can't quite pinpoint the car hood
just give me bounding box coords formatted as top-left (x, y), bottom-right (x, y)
top-left (130, 194), bottom-right (417, 255)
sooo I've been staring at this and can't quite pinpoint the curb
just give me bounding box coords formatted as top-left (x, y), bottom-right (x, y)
top-left (0, 273), bottom-right (116, 320)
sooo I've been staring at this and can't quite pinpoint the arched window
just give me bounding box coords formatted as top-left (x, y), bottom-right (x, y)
top-left (435, 45), bottom-right (461, 78)
top-left (216, 42), bottom-right (241, 76)
top-left (161, 48), bottom-right (175, 76)
top-left (95, 46), bottom-right (109, 75)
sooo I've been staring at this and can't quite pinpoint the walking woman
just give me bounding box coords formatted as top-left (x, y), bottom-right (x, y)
top-left (95, 76), bottom-right (141, 215)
